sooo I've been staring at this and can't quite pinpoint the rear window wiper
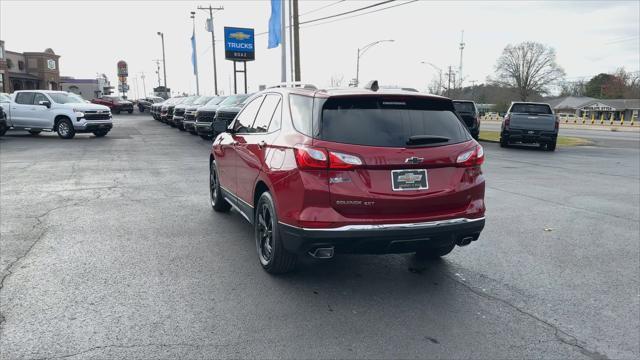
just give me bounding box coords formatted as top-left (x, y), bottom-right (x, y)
top-left (406, 135), bottom-right (450, 145)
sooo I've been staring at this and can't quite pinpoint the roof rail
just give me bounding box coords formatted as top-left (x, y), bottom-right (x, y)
top-left (267, 82), bottom-right (318, 90)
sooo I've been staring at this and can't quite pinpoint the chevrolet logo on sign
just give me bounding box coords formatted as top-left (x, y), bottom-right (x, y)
top-left (397, 173), bottom-right (423, 184)
top-left (229, 32), bottom-right (251, 40)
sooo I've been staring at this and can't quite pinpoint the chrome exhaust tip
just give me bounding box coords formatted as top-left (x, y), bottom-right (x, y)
top-left (309, 247), bottom-right (335, 259)
top-left (457, 236), bottom-right (474, 246)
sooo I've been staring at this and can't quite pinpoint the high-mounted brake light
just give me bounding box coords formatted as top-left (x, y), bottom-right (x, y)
top-left (456, 145), bottom-right (484, 167)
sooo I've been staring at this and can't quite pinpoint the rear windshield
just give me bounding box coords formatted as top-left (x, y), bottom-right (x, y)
top-left (510, 103), bottom-right (552, 114)
top-left (453, 102), bottom-right (475, 113)
top-left (318, 97), bottom-right (471, 147)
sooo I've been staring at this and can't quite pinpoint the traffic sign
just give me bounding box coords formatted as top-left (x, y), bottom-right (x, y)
top-left (224, 27), bottom-right (255, 61)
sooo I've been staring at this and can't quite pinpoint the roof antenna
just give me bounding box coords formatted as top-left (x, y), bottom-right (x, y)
top-left (364, 80), bottom-right (379, 92)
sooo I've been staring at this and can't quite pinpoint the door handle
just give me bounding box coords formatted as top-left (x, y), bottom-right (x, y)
top-left (258, 140), bottom-right (267, 149)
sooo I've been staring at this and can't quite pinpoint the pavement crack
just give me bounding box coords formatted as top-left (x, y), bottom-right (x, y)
top-left (444, 273), bottom-right (609, 360)
top-left (38, 342), bottom-right (225, 359)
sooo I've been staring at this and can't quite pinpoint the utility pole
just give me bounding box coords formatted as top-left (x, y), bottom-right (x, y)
top-left (152, 60), bottom-right (162, 87)
top-left (134, 76), bottom-right (140, 99)
top-left (293, 0), bottom-right (301, 81)
top-left (446, 66), bottom-right (454, 97)
top-left (157, 32), bottom-right (168, 88)
top-left (458, 30), bottom-right (465, 88)
top-left (198, 4), bottom-right (224, 95)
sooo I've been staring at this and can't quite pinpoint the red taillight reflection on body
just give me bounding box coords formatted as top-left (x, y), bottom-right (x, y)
top-left (294, 145), bottom-right (363, 170)
top-left (456, 145), bottom-right (484, 167)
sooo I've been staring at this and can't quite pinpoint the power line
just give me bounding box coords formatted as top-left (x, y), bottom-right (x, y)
top-left (255, 0), bottom-right (416, 36)
top-left (299, 0), bottom-right (396, 25)
top-left (295, 0), bottom-right (419, 31)
top-left (299, 0), bottom-right (346, 17)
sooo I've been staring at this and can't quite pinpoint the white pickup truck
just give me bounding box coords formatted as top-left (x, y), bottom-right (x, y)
top-left (2, 90), bottom-right (113, 139)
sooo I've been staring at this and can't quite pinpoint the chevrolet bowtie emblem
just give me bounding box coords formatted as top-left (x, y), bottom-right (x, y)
top-left (405, 157), bottom-right (424, 164)
top-left (229, 32), bottom-right (251, 40)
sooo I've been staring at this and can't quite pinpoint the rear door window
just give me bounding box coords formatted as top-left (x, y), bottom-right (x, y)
top-left (15, 92), bottom-right (35, 105)
top-left (233, 96), bottom-right (264, 133)
top-left (319, 96), bottom-right (470, 147)
top-left (252, 94), bottom-right (281, 133)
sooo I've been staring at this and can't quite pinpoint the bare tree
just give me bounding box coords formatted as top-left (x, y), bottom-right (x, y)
top-left (330, 73), bottom-right (344, 88)
top-left (493, 41), bottom-right (565, 101)
top-left (427, 77), bottom-right (442, 95)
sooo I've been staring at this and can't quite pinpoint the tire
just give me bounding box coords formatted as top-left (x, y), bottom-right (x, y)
top-left (178, 124), bottom-right (186, 131)
top-left (499, 136), bottom-right (508, 148)
top-left (415, 244), bottom-right (455, 260)
top-left (138, 105), bottom-right (145, 112)
top-left (93, 130), bottom-right (109, 137)
top-left (547, 140), bottom-right (557, 152)
top-left (28, 130), bottom-right (41, 135)
top-left (56, 118), bottom-right (75, 139)
top-left (128, 109), bottom-right (133, 114)
top-left (114, 109), bottom-right (121, 115)
top-left (255, 192), bottom-right (297, 274)
top-left (210, 161), bottom-right (231, 212)
top-left (0, 124), bottom-right (7, 136)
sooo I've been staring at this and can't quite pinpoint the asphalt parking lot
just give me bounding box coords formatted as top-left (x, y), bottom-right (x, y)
top-left (1, 114), bottom-right (638, 359)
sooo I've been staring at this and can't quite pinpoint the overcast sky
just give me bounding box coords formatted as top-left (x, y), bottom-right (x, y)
top-left (1, 0), bottom-right (638, 97)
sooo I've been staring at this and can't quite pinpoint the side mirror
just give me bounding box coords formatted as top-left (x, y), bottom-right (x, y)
top-left (212, 120), bottom-right (230, 134)
top-left (39, 100), bottom-right (51, 108)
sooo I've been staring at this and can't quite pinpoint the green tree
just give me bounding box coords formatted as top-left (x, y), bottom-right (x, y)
top-left (585, 73), bottom-right (617, 98)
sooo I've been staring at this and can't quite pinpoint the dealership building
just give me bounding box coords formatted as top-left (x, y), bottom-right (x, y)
top-left (549, 96), bottom-right (640, 121)
top-left (0, 40), bottom-right (61, 93)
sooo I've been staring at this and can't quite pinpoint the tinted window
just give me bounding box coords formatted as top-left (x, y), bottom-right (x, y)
top-left (289, 94), bottom-right (313, 136)
top-left (510, 103), bottom-right (552, 115)
top-left (268, 100), bottom-right (282, 133)
top-left (33, 93), bottom-right (48, 105)
top-left (233, 96), bottom-right (264, 133)
top-left (453, 102), bottom-right (475, 113)
top-left (15, 92), bottom-right (35, 105)
top-left (319, 97), bottom-right (470, 147)
top-left (206, 97), bottom-right (226, 106)
top-left (253, 94), bottom-right (281, 133)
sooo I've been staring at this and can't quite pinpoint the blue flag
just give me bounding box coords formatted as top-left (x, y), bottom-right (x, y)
top-left (268, 0), bottom-right (282, 49)
top-left (191, 30), bottom-right (198, 75)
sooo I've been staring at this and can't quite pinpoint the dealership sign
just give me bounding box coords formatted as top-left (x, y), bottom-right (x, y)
top-left (224, 27), bottom-right (255, 61)
top-left (117, 60), bottom-right (128, 77)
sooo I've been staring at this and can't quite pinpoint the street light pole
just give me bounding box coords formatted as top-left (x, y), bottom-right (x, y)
top-left (157, 32), bottom-right (168, 88)
top-left (355, 39), bottom-right (394, 87)
top-left (140, 72), bottom-right (147, 97)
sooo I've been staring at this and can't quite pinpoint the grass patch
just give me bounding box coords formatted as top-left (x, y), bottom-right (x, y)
top-left (479, 130), bottom-right (593, 147)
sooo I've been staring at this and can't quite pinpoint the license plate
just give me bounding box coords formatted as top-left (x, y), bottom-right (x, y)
top-left (391, 169), bottom-right (428, 191)
top-left (99, 124), bottom-right (106, 128)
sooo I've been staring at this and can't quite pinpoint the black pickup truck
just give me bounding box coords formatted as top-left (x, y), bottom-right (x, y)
top-left (453, 100), bottom-right (481, 140)
top-left (501, 102), bottom-right (559, 151)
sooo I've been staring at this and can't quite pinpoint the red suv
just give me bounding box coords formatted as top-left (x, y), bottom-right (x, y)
top-left (209, 84), bottom-right (485, 273)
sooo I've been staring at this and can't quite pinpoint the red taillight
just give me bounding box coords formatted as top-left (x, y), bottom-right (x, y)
top-left (294, 146), bottom-right (363, 170)
top-left (456, 145), bottom-right (484, 167)
top-left (504, 114), bottom-right (511, 128)
top-left (294, 146), bottom-right (328, 170)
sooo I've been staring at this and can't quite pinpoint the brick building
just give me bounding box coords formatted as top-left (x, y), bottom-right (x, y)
top-left (0, 40), bottom-right (61, 93)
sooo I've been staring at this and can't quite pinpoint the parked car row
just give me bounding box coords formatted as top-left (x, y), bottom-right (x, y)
top-left (149, 93), bottom-right (251, 140)
top-left (0, 90), bottom-right (113, 139)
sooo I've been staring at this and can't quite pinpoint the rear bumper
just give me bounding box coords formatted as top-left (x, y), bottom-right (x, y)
top-left (278, 217), bottom-right (485, 254)
top-left (502, 129), bottom-right (557, 143)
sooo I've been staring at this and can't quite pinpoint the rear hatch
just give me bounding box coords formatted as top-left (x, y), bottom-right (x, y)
top-left (313, 95), bottom-right (476, 220)
top-left (508, 103), bottom-right (556, 131)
